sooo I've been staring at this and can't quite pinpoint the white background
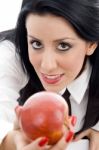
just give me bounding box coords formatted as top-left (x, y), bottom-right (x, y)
top-left (0, 0), bottom-right (22, 31)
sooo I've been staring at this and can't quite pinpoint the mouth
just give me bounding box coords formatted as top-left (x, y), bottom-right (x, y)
top-left (41, 73), bottom-right (64, 84)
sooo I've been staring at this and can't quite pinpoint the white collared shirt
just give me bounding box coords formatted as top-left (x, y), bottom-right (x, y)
top-left (59, 60), bottom-right (99, 132)
top-left (67, 60), bottom-right (91, 132)
top-left (0, 40), bottom-right (98, 144)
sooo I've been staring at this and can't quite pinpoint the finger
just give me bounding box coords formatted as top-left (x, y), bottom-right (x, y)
top-left (88, 137), bottom-right (98, 150)
top-left (14, 130), bottom-right (30, 149)
top-left (68, 115), bottom-right (77, 130)
top-left (74, 129), bottom-right (90, 141)
top-left (63, 115), bottom-right (76, 136)
top-left (16, 136), bottom-right (50, 150)
top-left (14, 116), bottom-right (20, 129)
top-left (89, 140), bottom-right (95, 150)
top-left (88, 130), bottom-right (99, 150)
top-left (51, 131), bottom-right (74, 150)
top-left (70, 115), bottom-right (77, 126)
top-left (26, 137), bottom-right (51, 150)
top-left (90, 143), bottom-right (99, 150)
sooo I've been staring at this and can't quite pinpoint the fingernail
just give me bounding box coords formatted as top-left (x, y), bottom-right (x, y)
top-left (38, 137), bottom-right (49, 147)
top-left (71, 116), bottom-right (77, 126)
top-left (65, 131), bottom-right (74, 142)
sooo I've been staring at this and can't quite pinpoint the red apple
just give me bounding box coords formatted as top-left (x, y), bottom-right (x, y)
top-left (15, 91), bottom-right (69, 145)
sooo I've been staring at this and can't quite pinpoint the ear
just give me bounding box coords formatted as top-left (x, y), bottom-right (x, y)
top-left (86, 42), bottom-right (98, 56)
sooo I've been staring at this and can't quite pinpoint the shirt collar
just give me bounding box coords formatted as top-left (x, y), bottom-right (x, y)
top-left (67, 59), bottom-right (92, 104)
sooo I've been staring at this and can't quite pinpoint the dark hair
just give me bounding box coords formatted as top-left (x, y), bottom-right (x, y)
top-left (15, 0), bottom-right (99, 96)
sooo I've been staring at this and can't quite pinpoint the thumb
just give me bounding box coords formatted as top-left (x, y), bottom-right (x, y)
top-left (14, 116), bottom-right (20, 129)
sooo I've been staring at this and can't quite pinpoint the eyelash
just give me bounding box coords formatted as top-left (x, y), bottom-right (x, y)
top-left (29, 40), bottom-right (72, 52)
top-left (30, 40), bottom-right (43, 50)
top-left (57, 42), bottom-right (72, 51)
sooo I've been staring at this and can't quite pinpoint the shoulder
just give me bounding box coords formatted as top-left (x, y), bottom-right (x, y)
top-left (0, 40), bottom-right (15, 51)
top-left (0, 40), bottom-right (16, 58)
top-left (0, 40), bottom-right (29, 87)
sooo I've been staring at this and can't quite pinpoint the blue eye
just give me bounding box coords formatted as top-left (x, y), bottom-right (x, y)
top-left (31, 41), bottom-right (43, 49)
top-left (58, 42), bottom-right (71, 51)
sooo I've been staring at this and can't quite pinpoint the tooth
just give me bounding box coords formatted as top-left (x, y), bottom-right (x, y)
top-left (45, 75), bottom-right (60, 79)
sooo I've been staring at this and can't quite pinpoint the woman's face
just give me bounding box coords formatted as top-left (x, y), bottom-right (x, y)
top-left (26, 13), bottom-right (96, 93)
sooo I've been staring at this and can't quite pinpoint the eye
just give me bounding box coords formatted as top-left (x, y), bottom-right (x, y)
top-left (57, 42), bottom-right (71, 51)
top-left (31, 41), bottom-right (43, 49)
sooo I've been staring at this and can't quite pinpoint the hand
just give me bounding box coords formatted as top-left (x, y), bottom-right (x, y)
top-left (13, 115), bottom-right (76, 150)
top-left (74, 128), bottom-right (99, 150)
top-left (13, 129), bottom-right (74, 150)
top-left (48, 130), bottom-right (74, 150)
top-left (13, 130), bottom-right (51, 150)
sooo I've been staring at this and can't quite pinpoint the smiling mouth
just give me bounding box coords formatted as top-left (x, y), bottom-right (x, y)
top-left (41, 73), bottom-right (64, 84)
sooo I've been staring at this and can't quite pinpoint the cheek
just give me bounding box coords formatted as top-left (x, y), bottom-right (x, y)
top-left (29, 56), bottom-right (37, 67)
top-left (61, 52), bottom-right (86, 76)
top-left (28, 51), bottom-right (41, 69)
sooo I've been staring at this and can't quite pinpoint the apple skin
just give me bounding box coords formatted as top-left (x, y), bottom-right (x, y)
top-left (15, 91), bottom-right (69, 145)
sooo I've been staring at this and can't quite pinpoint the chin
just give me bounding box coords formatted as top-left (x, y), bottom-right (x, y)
top-left (41, 81), bottom-right (66, 93)
top-left (43, 86), bottom-right (63, 94)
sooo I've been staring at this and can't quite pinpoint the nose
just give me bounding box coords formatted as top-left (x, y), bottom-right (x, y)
top-left (41, 50), bottom-right (57, 73)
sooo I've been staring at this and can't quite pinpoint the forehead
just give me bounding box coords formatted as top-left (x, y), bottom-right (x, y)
top-left (26, 13), bottom-right (80, 40)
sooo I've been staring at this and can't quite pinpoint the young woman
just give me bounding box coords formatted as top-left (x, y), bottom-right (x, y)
top-left (0, 0), bottom-right (99, 149)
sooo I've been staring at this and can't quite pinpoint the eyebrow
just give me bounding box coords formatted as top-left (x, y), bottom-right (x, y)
top-left (27, 34), bottom-right (76, 42)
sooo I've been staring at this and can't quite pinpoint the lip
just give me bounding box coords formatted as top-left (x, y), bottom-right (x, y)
top-left (41, 73), bottom-right (64, 84)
